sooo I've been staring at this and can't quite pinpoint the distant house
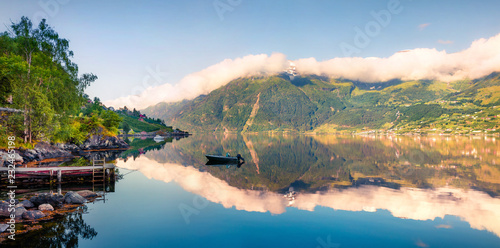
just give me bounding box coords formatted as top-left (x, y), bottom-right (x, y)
top-left (138, 118), bottom-right (144, 121)
top-left (140, 131), bottom-right (147, 136)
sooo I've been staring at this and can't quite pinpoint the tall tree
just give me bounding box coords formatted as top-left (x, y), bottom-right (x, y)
top-left (2, 16), bottom-right (96, 143)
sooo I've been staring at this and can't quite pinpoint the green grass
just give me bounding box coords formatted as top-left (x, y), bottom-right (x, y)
top-left (118, 114), bottom-right (172, 133)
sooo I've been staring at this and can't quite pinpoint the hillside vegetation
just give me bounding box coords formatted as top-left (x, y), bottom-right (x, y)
top-left (143, 73), bottom-right (500, 134)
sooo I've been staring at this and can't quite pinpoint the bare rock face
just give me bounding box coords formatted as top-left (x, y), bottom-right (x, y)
top-left (20, 142), bottom-right (73, 162)
top-left (79, 135), bottom-right (129, 150)
top-left (64, 191), bottom-right (86, 204)
top-left (38, 203), bottom-right (54, 211)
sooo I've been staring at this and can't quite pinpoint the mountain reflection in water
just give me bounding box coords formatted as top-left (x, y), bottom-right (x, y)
top-left (117, 133), bottom-right (500, 238)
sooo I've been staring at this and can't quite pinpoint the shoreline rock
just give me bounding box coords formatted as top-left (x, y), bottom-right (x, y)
top-left (64, 192), bottom-right (86, 204)
top-left (0, 190), bottom-right (103, 242)
top-left (1, 135), bottom-right (129, 166)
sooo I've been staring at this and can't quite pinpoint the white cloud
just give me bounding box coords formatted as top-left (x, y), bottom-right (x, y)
top-left (418, 23), bottom-right (431, 31)
top-left (106, 33), bottom-right (500, 109)
top-left (294, 33), bottom-right (500, 83)
top-left (105, 53), bottom-right (288, 109)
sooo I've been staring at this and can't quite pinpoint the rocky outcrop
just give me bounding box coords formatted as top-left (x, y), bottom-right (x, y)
top-left (19, 142), bottom-right (73, 163)
top-left (7, 135), bottom-right (129, 165)
top-left (79, 135), bottom-right (129, 150)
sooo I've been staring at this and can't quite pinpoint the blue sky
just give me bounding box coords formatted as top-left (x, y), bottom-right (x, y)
top-left (1, 0), bottom-right (500, 108)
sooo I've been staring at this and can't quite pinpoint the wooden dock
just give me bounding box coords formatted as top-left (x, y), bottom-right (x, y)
top-left (0, 160), bottom-right (116, 183)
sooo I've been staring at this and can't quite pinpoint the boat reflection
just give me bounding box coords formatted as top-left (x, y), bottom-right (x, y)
top-left (205, 160), bottom-right (245, 168)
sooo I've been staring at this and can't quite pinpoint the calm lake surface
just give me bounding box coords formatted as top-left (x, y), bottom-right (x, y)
top-left (5, 134), bottom-right (500, 247)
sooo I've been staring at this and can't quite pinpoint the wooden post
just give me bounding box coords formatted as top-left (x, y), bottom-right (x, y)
top-left (57, 169), bottom-right (62, 183)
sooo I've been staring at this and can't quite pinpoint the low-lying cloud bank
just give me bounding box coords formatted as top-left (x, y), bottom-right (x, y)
top-left (106, 33), bottom-right (500, 109)
top-left (294, 32), bottom-right (500, 82)
top-left (105, 53), bottom-right (288, 109)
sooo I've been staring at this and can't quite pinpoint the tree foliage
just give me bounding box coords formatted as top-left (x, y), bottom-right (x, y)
top-left (0, 17), bottom-right (99, 145)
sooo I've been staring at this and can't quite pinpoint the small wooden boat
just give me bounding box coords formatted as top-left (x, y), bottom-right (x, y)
top-left (205, 154), bottom-right (244, 163)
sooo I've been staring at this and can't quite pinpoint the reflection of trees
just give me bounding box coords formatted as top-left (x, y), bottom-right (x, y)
top-left (120, 137), bottom-right (176, 161)
top-left (5, 206), bottom-right (97, 248)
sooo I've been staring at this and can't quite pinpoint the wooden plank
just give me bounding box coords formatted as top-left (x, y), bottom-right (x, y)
top-left (0, 164), bottom-right (115, 172)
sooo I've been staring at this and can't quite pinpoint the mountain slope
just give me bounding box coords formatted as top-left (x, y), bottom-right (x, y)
top-left (142, 73), bottom-right (500, 133)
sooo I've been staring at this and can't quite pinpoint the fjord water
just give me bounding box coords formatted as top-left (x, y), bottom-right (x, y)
top-left (12, 134), bottom-right (500, 247)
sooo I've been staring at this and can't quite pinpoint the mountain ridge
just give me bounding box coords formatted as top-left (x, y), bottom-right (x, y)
top-left (142, 72), bottom-right (500, 134)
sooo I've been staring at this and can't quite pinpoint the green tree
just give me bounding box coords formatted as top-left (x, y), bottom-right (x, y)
top-left (1, 17), bottom-right (96, 143)
top-left (101, 110), bottom-right (122, 134)
top-left (122, 122), bottom-right (131, 134)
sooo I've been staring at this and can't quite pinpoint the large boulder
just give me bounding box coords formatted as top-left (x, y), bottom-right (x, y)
top-left (30, 193), bottom-right (64, 208)
top-left (0, 224), bottom-right (9, 233)
top-left (64, 191), bottom-right (86, 204)
top-left (14, 206), bottom-right (26, 219)
top-left (38, 204), bottom-right (54, 211)
top-left (22, 210), bottom-right (46, 220)
top-left (76, 190), bottom-right (98, 199)
top-left (19, 200), bottom-right (35, 208)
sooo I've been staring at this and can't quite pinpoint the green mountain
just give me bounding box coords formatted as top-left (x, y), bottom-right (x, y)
top-left (142, 73), bottom-right (500, 134)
